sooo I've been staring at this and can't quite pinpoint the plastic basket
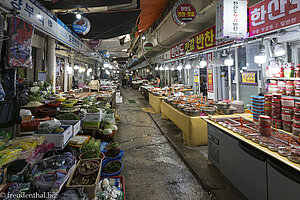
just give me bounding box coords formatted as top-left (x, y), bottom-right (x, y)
top-left (101, 160), bottom-right (123, 177)
top-left (102, 149), bottom-right (124, 161)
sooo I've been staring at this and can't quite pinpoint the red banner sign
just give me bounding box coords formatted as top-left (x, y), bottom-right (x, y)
top-left (249, 0), bottom-right (300, 37)
top-left (171, 26), bottom-right (217, 59)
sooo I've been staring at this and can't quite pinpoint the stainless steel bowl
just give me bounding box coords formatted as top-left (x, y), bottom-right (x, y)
top-left (216, 103), bottom-right (231, 110)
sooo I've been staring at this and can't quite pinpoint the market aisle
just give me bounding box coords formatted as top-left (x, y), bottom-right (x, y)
top-left (115, 88), bottom-right (210, 200)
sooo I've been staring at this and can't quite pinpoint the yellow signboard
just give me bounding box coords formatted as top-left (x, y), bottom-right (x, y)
top-left (241, 72), bottom-right (257, 85)
top-left (194, 75), bottom-right (199, 83)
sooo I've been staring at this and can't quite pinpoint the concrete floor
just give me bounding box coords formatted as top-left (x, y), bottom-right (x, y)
top-left (115, 88), bottom-right (246, 200)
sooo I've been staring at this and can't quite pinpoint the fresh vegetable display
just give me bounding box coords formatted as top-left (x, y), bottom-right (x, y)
top-left (28, 93), bottom-right (45, 102)
top-left (56, 113), bottom-right (82, 120)
top-left (81, 138), bottom-right (101, 159)
top-left (53, 127), bottom-right (65, 133)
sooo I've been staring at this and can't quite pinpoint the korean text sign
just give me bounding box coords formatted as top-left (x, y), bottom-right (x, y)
top-left (223, 0), bottom-right (248, 38)
top-left (171, 26), bottom-right (216, 59)
top-left (207, 53), bottom-right (214, 93)
top-left (241, 71), bottom-right (258, 85)
top-left (249, 0), bottom-right (300, 37)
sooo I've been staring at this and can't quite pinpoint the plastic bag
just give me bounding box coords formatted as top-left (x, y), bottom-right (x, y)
top-left (38, 119), bottom-right (61, 134)
top-left (20, 109), bottom-right (32, 117)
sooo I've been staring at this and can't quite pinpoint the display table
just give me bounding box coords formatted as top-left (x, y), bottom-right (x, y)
top-left (149, 93), bottom-right (165, 113)
top-left (204, 116), bottom-right (300, 200)
top-left (161, 101), bottom-right (208, 146)
top-left (140, 86), bottom-right (150, 99)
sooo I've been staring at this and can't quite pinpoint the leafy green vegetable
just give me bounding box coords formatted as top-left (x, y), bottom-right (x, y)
top-left (81, 138), bottom-right (101, 159)
top-left (56, 113), bottom-right (82, 120)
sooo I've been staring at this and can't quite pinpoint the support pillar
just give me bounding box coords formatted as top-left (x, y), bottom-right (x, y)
top-left (47, 37), bottom-right (56, 93)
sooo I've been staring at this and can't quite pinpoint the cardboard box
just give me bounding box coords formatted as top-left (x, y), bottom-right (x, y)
top-left (66, 158), bottom-right (102, 199)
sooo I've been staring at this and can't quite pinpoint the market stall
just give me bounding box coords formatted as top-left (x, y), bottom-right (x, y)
top-left (161, 101), bottom-right (208, 146)
top-left (204, 114), bottom-right (300, 200)
top-left (149, 93), bottom-right (165, 113)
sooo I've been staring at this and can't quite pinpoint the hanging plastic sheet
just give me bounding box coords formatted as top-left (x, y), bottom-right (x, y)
top-left (7, 16), bottom-right (34, 68)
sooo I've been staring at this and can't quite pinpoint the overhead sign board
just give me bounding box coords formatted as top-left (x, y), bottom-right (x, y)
top-left (249, 0), bottom-right (300, 37)
top-left (143, 41), bottom-right (154, 51)
top-left (172, 0), bottom-right (197, 25)
top-left (0, 0), bottom-right (98, 60)
top-left (171, 26), bottom-right (218, 59)
top-left (223, 0), bottom-right (248, 38)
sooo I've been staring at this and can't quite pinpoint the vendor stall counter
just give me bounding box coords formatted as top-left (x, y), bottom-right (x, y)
top-left (161, 100), bottom-right (208, 146)
top-left (149, 93), bottom-right (165, 113)
top-left (204, 115), bottom-right (300, 200)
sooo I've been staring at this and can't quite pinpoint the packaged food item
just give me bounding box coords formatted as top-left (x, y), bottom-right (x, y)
top-left (292, 124), bottom-right (300, 136)
top-left (295, 90), bottom-right (300, 97)
top-left (270, 80), bottom-right (277, 84)
top-left (259, 126), bottom-right (272, 136)
top-left (272, 94), bottom-right (282, 99)
top-left (281, 106), bottom-right (293, 114)
top-left (278, 81), bottom-right (286, 88)
top-left (281, 97), bottom-right (294, 107)
top-left (264, 94), bottom-right (272, 101)
top-left (295, 65), bottom-right (300, 78)
top-left (295, 102), bottom-right (300, 109)
top-left (271, 107), bottom-right (281, 115)
top-left (286, 89), bottom-right (295, 96)
top-left (271, 103), bottom-right (281, 109)
top-left (283, 121), bottom-right (292, 132)
top-left (293, 117), bottom-right (300, 125)
top-left (284, 66), bottom-right (295, 78)
top-left (277, 87), bottom-right (286, 95)
top-left (272, 118), bottom-right (282, 129)
top-left (286, 84), bottom-right (295, 90)
top-left (264, 106), bottom-right (272, 112)
top-left (294, 108), bottom-right (300, 118)
top-left (259, 115), bottom-right (271, 127)
top-left (271, 98), bottom-right (281, 104)
top-left (294, 84), bottom-right (300, 90)
top-left (281, 112), bottom-right (293, 121)
top-left (286, 81), bottom-right (294, 85)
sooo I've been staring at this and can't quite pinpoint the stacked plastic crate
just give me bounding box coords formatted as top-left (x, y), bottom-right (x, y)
top-left (251, 95), bottom-right (264, 123)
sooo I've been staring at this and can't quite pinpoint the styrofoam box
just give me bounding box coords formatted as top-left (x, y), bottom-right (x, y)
top-left (86, 110), bottom-right (102, 121)
top-left (60, 120), bottom-right (81, 137)
top-left (36, 125), bottom-right (73, 148)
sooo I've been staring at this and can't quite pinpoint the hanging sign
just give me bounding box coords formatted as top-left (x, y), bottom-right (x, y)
top-left (223, 0), bottom-right (248, 38)
top-left (241, 71), bottom-right (258, 85)
top-left (172, 0), bottom-right (197, 25)
top-left (72, 16), bottom-right (91, 35)
top-left (143, 41), bottom-right (154, 51)
top-left (249, 0), bottom-right (300, 37)
top-left (207, 53), bottom-right (214, 93)
top-left (194, 74), bottom-right (199, 83)
top-left (38, 71), bottom-right (46, 81)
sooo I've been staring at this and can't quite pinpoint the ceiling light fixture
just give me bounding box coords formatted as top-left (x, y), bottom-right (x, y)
top-left (200, 57), bottom-right (207, 68)
top-left (254, 44), bottom-right (267, 64)
top-left (185, 61), bottom-right (191, 69)
top-left (142, 35), bottom-right (146, 40)
top-left (164, 64), bottom-right (169, 70)
top-left (274, 44), bottom-right (285, 57)
top-left (177, 61), bottom-right (183, 71)
top-left (159, 65), bottom-right (164, 71)
top-left (224, 53), bottom-right (234, 66)
top-left (76, 13), bottom-right (82, 19)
